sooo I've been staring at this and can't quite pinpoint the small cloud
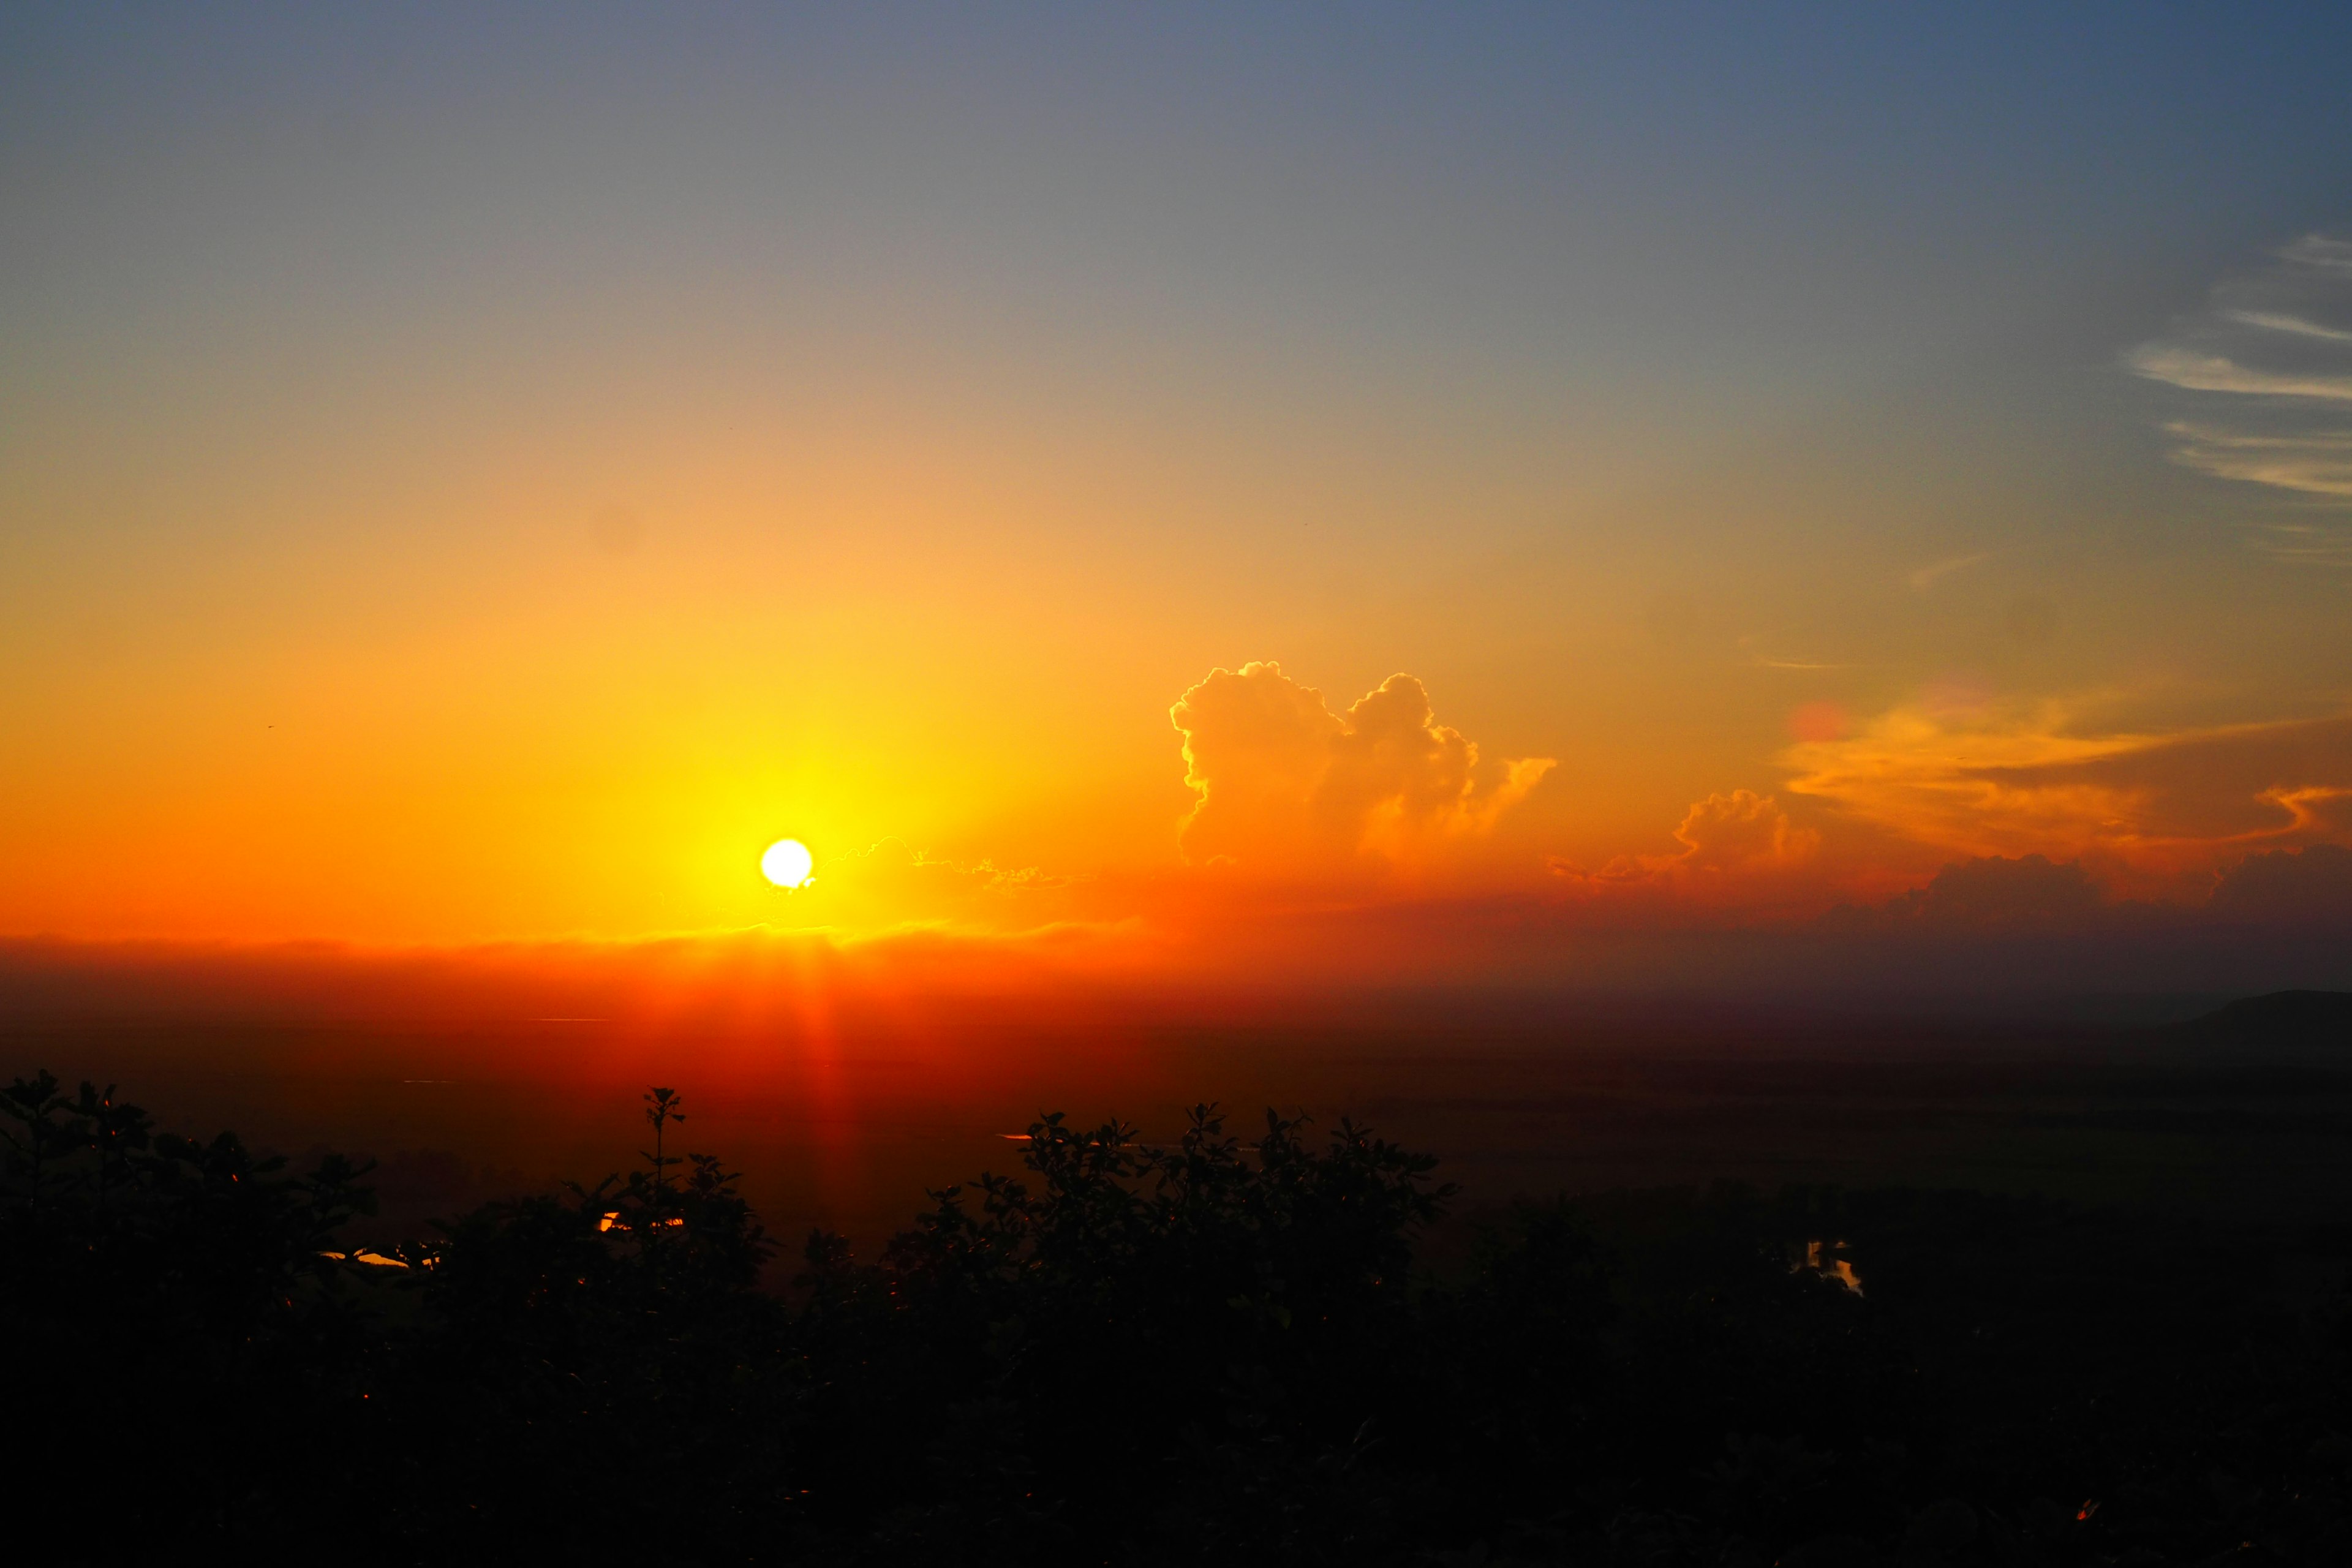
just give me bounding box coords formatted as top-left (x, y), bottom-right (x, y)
top-left (2282, 235), bottom-right (2352, 272)
top-left (2128, 346), bottom-right (2352, 402)
top-left (2128, 232), bottom-right (2352, 557)
top-left (841, 837), bottom-right (1068, 899)
top-left (2248, 518), bottom-right (2352, 568)
top-left (1907, 552), bottom-right (1991, 591)
top-left (2158, 421), bottom-right (2352, 500)
top-left (783, 837), bottom-right (1075, 932)
top-left (1844, 854), bottom-right (2105, 932)
top-left (2225, 309), bottom-right (2352, 345)
top-left (1169, 662), bottom-right (1553, 873)
top-left (1554, 788), bottom-right (1817, 894)
top-left (1672, 790), bottom-right (1820, 872)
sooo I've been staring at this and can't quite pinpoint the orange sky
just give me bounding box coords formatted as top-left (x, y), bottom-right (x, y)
top-left (5, 10), bottom-right (2352, 992)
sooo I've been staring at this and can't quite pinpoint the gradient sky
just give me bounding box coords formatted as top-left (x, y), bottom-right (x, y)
top-left (6, 4), bottom-right (2352, 974)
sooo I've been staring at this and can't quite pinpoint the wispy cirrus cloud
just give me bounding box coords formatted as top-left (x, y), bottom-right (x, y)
top-left (2282, 235), bottom-right (2352, 273)
top-left (2157, 422), bottom-right (2352, 500)
top-left (2224, 309), bottom-right (2352, 345)
top-left (1905, 552), bottom-right (1992, 591)
top-left (2129, 346), bottom-right (2352, 402)
top-left (2130, 231), bottom-right (2352, 559)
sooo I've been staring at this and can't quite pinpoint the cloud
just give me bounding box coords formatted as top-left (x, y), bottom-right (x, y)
top-left (2128, 232), bottom-right (2352, 559)
top-left (2156, 421), bottom-right (2352, 501)
top-left (2283, 235), bottom-right (2352, 273)
top-left (2128, 347), bottom-right (2352, 402)
top-left (1782, 695), bottom-right (2151, 859)
top-left (832, 837), bottom-right (1067, 899)
top-left (2225, 309), bottom-right (2352, 345)
top-left (1906, 552), bottom-right (1992, 591)
top-left (1782, 693), bottom-right (2352, 874)
top-left (1852, 854), bottom-right (2104, 932)
top-left (1169, 662), bottom-right (1554, 873)
top-left (775, 837), bottom-right (1081, 935)
top-left (7, 843), bottom-right (2350, 1021)
top-left (2207, 840), bottom-right (2352, 925)
top-left (1550, 790), bottom-right (1819, 910)
top-left (1799, 843), bottom-right (2352, 1002)
top-left (1670, 790), bottom-right (1820, 872)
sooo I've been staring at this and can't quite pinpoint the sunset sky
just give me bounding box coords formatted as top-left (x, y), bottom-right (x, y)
top-left (7, 6), bottom-right (2352, 1000)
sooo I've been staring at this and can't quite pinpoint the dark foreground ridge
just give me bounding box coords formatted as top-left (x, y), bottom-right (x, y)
top-left (2179, 989), bottom-right (2352, 1057)
top-left (7, 1063), bottom-right (2352, 1567)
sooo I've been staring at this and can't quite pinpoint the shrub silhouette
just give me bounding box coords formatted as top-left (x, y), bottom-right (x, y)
top-left (846, 1105), bottom-right (1453, 1559)
top-left (379, 1090), bottom-right (793, 1558)
top-left (2, 1071), bottom-right (379, 1542)
top-left (8, 1069), bottom-right (2352, 1565)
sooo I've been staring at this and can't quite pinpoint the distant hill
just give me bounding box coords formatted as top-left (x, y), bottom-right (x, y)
top-left (2180, 990), bottom-right (2352, 1056)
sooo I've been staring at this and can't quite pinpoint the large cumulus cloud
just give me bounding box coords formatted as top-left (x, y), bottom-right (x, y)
top-left (1168, 663), bottom-right (1553, 873)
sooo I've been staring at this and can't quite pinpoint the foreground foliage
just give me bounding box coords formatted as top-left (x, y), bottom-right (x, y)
top-left (6, 1069), bottom-right (2351, 1564)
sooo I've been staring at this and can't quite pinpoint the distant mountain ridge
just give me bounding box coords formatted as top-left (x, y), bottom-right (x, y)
top-left (2181, 990), bottom-right (2352, 1055)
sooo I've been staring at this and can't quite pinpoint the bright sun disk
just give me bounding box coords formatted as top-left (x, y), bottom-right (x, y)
top-left (761, 839), bottom-right (814, 888)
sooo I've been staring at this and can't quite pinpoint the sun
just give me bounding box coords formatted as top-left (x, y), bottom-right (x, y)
top-left (760, 838), bottom-right (815, 889)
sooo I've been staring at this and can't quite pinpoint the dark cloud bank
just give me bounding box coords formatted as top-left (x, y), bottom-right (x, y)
top-left (2, 845), bottom-right (2347, 1030)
